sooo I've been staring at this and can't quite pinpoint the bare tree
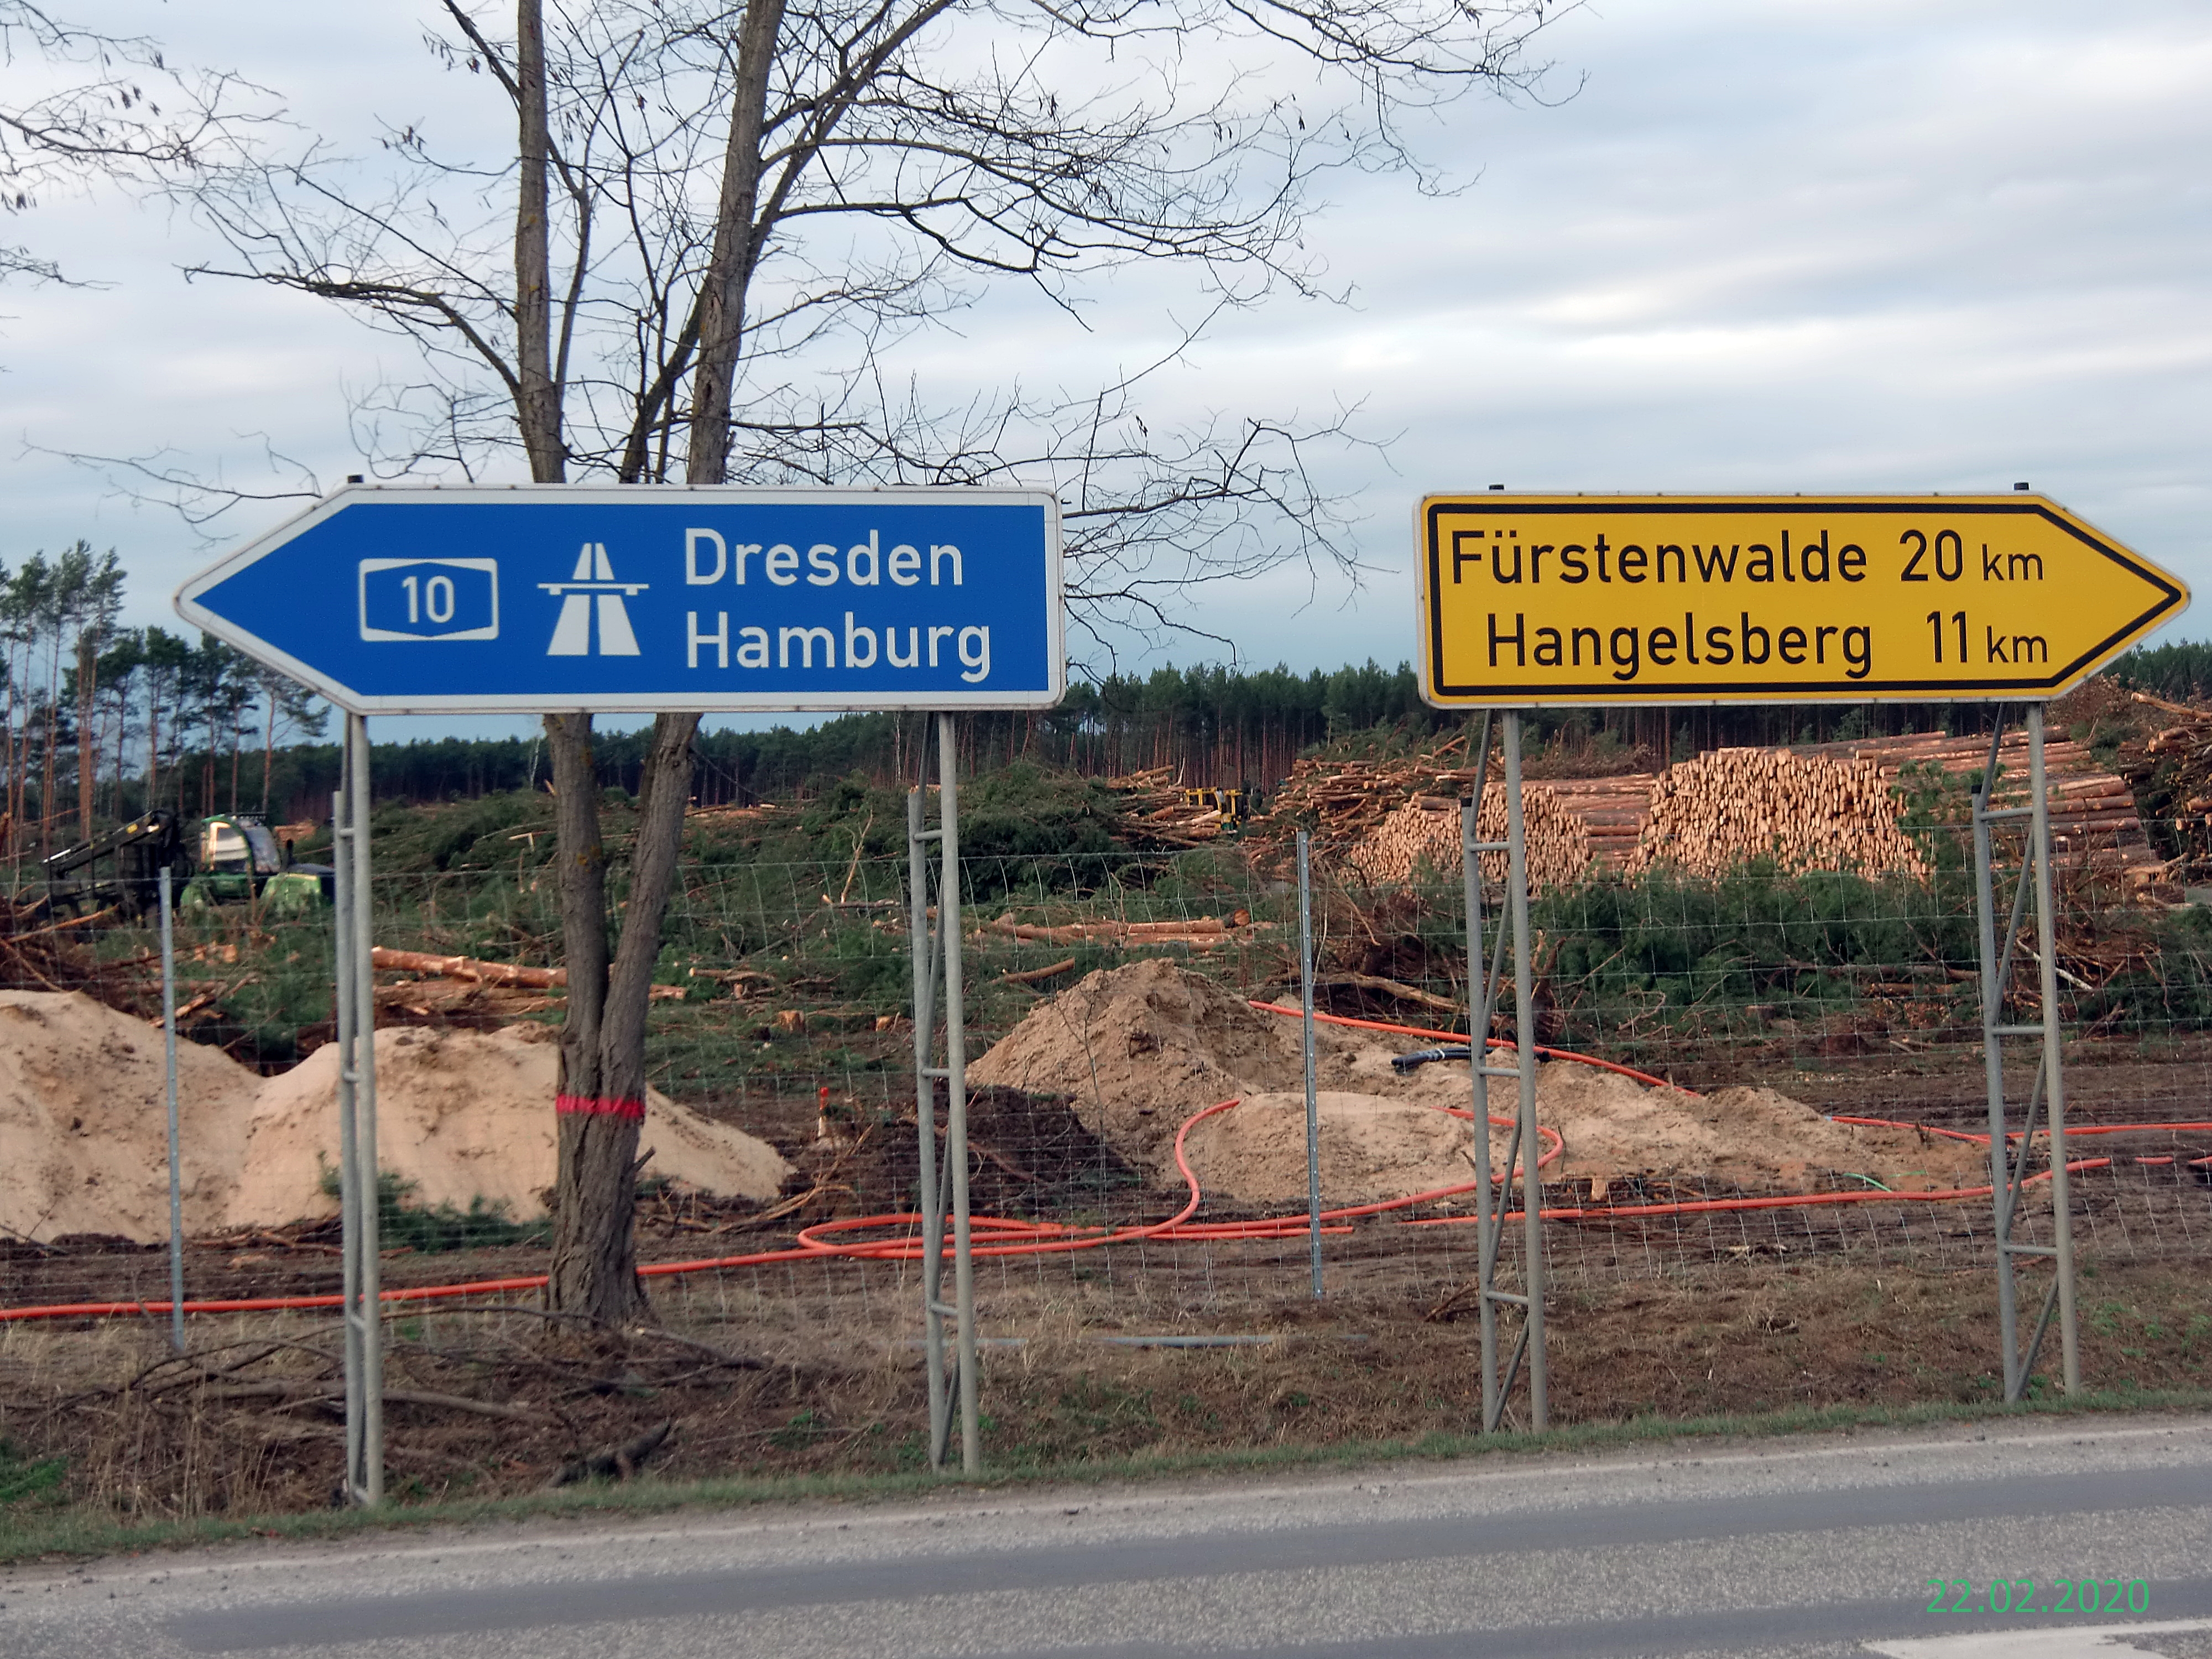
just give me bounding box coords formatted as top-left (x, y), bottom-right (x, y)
top-left (59, 541), bottom-right (121, 840)
top-left (0, 3), bottom-right (269, 284)
top-left (155, 0), bottom-right (1567, 1324)
top-left (254, 666), bottom-right (327, 817)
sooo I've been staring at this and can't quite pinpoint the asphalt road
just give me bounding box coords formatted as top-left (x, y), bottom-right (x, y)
top-left (6, 1415), bottom-right (2211, 1658)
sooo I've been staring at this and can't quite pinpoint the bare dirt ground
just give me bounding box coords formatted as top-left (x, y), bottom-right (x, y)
top-left (4, 1245), bottom-right (2208, 1526)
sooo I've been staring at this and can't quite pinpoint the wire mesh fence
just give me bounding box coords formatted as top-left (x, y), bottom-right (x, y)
top-left (7, 782), bottom-right (2212, 1515)
top-left (13, 834), bottom-right (2212, 1296)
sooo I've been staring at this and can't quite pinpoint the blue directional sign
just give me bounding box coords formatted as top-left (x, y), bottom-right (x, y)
top-left (175, 484), bottom-right (1065, 714)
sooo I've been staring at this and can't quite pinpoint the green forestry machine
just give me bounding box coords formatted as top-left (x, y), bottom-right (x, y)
top-left (40, 811), bottom-right (333, 920)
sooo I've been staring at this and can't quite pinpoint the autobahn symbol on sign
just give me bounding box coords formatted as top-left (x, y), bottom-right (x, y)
top-left (1417, 494), bottom-right (2188, 708)
top-left (175, 483), bottom-right (1065, 714)
top-left (542, 543), bottom-right (646, 656)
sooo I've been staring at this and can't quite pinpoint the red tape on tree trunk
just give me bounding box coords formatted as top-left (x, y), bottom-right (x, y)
top-left (555, 1093), bottom-right (644, 1120)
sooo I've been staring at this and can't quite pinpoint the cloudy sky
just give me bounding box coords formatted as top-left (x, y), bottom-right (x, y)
top-left (4, 0), bottom-right (2207, 738)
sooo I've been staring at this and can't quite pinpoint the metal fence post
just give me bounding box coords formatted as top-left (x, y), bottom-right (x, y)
top-left (159, 866), bottom-right (182, 1352)
top-left (1297, 831), bottom-right (1322, 1298)
top-left (1971, 714), bottom-right (2020, 1391)
top-left (1461, 713), bottom-right (1500, 1430)
top-left (334, 711), bottom-right (383, 1505)
top-left (2027, 704), bottom-right (2081, 1393)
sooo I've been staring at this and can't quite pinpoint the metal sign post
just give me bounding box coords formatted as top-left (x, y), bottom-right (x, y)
top-left (1972, 703), bottom-right (2080, 1399)
top-left (332, 711), bottom-right (383, 1504)
top-left (1460, 712), bottom-right (1546, 1432)
top-left (908, 713), bottom-right (979, 1473)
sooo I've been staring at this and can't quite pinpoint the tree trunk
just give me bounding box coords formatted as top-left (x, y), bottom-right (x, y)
top-left (684, 0), bottom-right (787, 482)
top-left (514, 0), bottom-right (564, 484)
top-left (41, 690), bottom-right (58, 858)
top-left (543, 710), bottom-right (629, 1320)
top-left (544, 709), bottom-right (700, 1324)
top-left (3, 672), bottom-right (15, 861)
top-left (533, 0), bottom-right (751, 1324)
top-left (518, 0), bottom-right (651, 1328)
top-left (75, 637), bottom-right (96, 845)
top-left (112, 686), bottom-right (127, 820)
top-left (75, 636), bottom-right (97, 842)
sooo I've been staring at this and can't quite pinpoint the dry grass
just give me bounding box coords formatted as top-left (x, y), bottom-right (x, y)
top-left (6, 1253), bottom-right (2210, 1531)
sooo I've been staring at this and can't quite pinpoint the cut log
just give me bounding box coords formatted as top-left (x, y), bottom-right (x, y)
top-left (370, 947), bottom-right (566, 988)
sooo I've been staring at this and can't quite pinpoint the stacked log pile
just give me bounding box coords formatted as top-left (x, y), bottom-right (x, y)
top-left (1415, 766), bottom-right (1657, 873)
top-left (1228, 721), bottom-right (2160, 893)
top-left (1256, 753), bottom-right (1451, 847)
top-left (1803, 728), bottom-right (2162, 887)
top-left (1100, 766), bottom-right (1234, 847)
top-left (1235, 737), bottom-right (1484, 870)
top-left (1532, 774), bottom-right (1657, 872)
top-left (1622, 749), bottom-right (1931, 881)
top-left (1343, 786), bottom-right (1592, 891)
top-left (2115, 695), bottom-right (2212, 883)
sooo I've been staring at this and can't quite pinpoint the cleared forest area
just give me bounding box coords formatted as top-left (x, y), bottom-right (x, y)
top-left (6, 673), bottom-right (2212, 1524)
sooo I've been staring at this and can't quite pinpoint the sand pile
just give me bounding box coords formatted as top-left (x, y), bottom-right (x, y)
top-left (1516, 1065), bottom-right (1978, 1193)
top-left (0, 993), bottom-right (789, 1244)
top-left (969, 958), bottom-right (1322, 1176)
top-left (1181, 1091), bottom-right (1477, 1208)
top-left (0, 990), bottom-right (262, 1241)
top-left (970, 961), bottom-right (1984, 1204)
top-left (231, 1026), bottom-right (790, 1230)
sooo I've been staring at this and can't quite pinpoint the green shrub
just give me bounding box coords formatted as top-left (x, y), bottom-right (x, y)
top-left (317, 1167), bottom-right (549, 1252)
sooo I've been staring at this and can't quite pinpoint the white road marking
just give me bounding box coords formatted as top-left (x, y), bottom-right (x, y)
top-left (1867, 1618), bottom-right (2212, 1657)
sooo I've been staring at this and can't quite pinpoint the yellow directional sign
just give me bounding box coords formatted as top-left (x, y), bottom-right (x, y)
top-left (1418, 494), bottom-right (2188, 708)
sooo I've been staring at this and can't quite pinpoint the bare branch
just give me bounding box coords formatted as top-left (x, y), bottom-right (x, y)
top-left (90, 0), bottom-right (1563, 625)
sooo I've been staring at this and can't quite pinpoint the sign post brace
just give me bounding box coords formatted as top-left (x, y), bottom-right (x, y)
top-left (1462, 711), bottom-right (1548, 1432)
top-left (332, 711), bottom-right (384, 1504)
top-left (1973, 703), bottom-right (2080, 1399)
top-left (908, 713), bottom-right (980, 1474)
